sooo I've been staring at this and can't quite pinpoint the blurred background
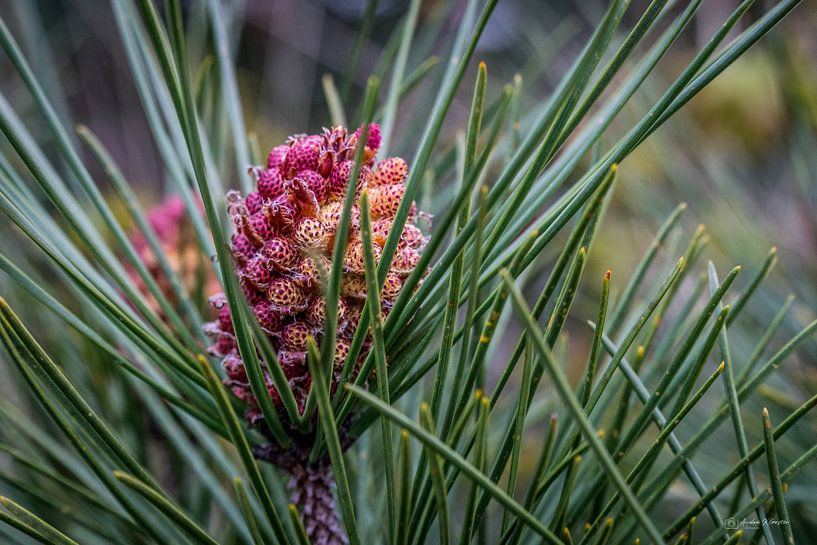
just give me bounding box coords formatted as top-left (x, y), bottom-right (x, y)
top-left (1, 0), bottom-right (816, 540)
top-left (0, 0), bottom-right (814, 307)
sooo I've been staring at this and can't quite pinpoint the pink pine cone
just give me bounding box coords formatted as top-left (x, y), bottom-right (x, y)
top-left (129, 195), bottom-right (219, 317)
top-left (203, 123), bottom-right (428, 425)
top-left (204, 124), bottom-right (427, 544)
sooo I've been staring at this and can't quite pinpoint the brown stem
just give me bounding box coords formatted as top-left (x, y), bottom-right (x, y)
top-left (253, 442), bottom-right (348, 545)
top-left (288, 459), bottom-right (348, 545)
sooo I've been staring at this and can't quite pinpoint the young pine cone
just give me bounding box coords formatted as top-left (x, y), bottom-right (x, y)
top-left (203, 123), bottom-right (427, 544)
top-left (204, 124), bottom-right (426, 425)
top-left (129, 195), bottom-right (219, 317)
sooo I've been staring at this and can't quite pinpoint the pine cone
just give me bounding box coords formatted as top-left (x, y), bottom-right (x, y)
top-left (204, 124), bottom-right (428, 538)
top-left (203, 123), bottom-right (428, 424)
top-left (129, 195), bottom-right (218, 316)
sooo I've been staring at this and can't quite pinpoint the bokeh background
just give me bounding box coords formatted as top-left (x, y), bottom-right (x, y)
top-left (1, 0), bottom-right (815, 310)
top-left (1, 0), bottom-right (816, 540)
